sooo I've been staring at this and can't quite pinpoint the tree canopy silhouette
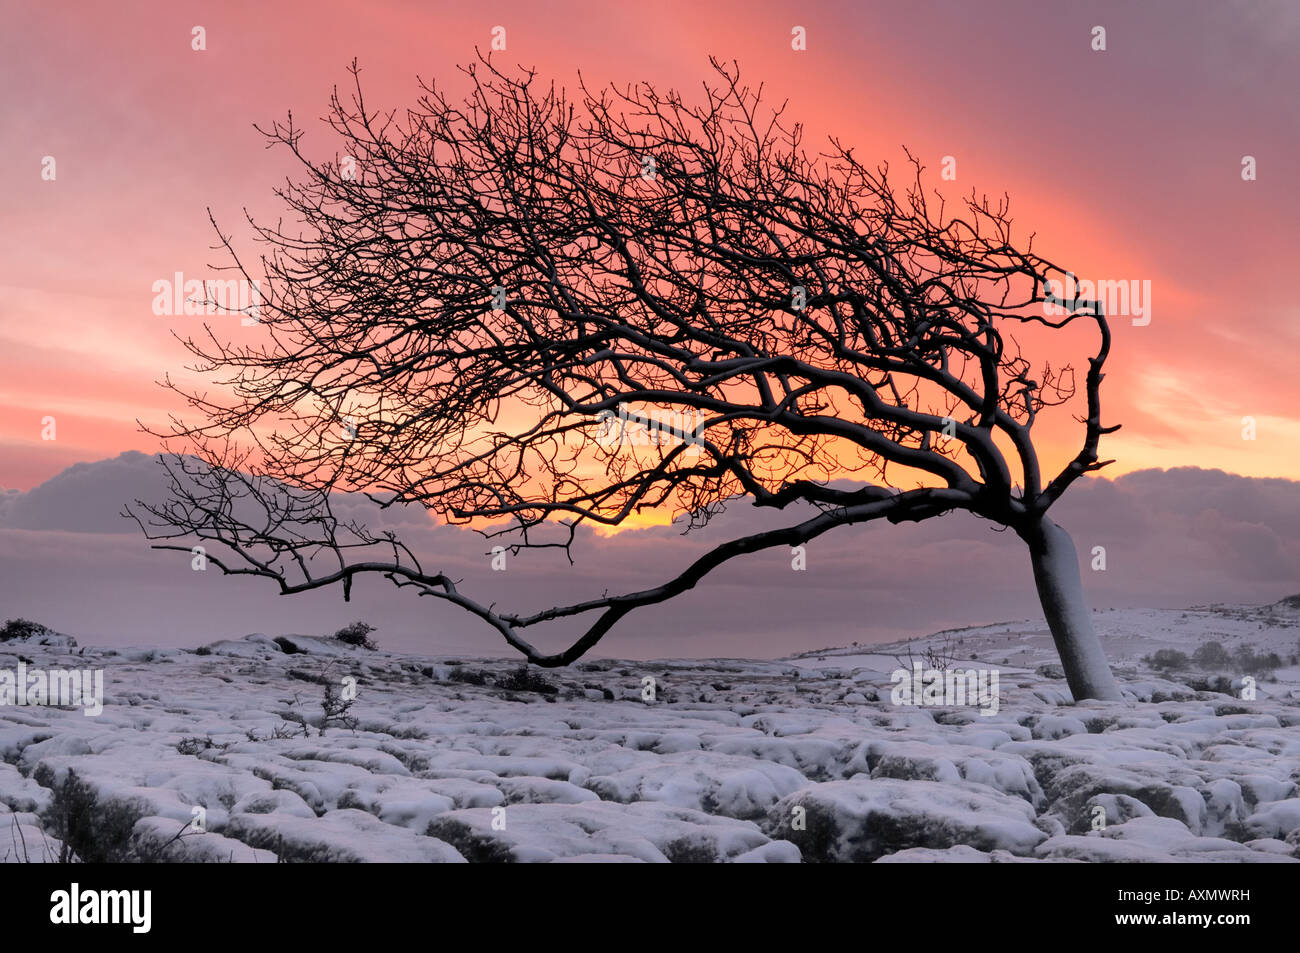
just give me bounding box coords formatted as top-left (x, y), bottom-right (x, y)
top-left (130, 57), bottom-right (1122, 700)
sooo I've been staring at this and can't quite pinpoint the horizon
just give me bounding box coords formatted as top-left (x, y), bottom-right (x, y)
top-left (2, 452), bottom-right (1297, 657)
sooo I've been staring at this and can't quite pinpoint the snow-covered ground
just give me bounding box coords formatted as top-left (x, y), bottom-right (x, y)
top-left (2, 600), bottom-right (1298, 863)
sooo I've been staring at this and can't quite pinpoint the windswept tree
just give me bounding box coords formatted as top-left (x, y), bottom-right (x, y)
top-left (130, 58), bottom-right (1123, 700)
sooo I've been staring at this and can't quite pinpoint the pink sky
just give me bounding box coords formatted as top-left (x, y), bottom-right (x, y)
top-left (3, 0), bottom-right (1298, 491)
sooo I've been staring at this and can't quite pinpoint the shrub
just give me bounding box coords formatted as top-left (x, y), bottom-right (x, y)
top-left (37, 769), bottom-right (139, 863)
top-left (176, 735), bottom-right (222, 756)
top-left (495, 666), bottom-right (558, 694)
top-left (333, 621), bottom-right (377, 650)
top-left (274, 636), bottom-right (303, 655)
top-left (1244, 651), bottom-right (1283, 674)
top-left (1192, 641), bottom-right (1231, 667)
top-left (1232, 644), bottom-right (1285, 675)
top-left (1185, 674), bottom-right (1236, 694)
top-left (320, 681), bottom-right (358, 734)
top-left (448, 666), bottom-right (488, 686)
top-left (0, 618), bottom-right (51, 642)
top-left (1146, 649), bottom-right (1190, 671)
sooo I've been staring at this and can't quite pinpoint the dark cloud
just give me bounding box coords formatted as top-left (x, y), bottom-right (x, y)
top-left (0, 454), bottom-right (1295, 658)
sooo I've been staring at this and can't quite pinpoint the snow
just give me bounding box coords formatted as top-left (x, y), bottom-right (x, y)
top-left (0, 811), bottom-right (60, 863)
top-left (765, 776), bottom-right (1047, 861)
top-left (425, 801), bottom-right (783, 863)
top-left (1, 602), bottom-right (1298, 862)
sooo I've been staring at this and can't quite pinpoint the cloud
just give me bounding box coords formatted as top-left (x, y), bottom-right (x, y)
top-left (0, 454), bottom-right (1296, 658)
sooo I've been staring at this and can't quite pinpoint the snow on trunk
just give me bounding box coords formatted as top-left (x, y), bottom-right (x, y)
top-left (1026, 517), bottom-right (1122, 702)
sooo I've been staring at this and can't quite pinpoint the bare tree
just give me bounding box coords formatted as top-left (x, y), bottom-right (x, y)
top-left (128, 57), bottom-right (1122, 700)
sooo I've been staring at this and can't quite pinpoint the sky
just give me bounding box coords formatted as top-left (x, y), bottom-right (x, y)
top-left (0, 1), bottom-right (1296, 653)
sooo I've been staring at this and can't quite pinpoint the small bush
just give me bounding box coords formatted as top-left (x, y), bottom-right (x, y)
top-left (1146, 649), bottom-right (1190, 671)
top-left (320, 681), bottom-right (358, 734)
top-left (1243, 651), bottom-right (1283, 674)
top-left (1232, 644), bottom-right (1284, 675)
top-left (894, 634), bottom-right (960, 673)
top-left (425, 818), bottom-right (515, 863)
top-left (176, 735), bottom-right (224, 756)
top-left (333, 621), bottom-right (377, 650)
top-left (448, 666), bottom-right (488, 686)
top-left (495, 666), bottom-right (558, 695)
top-left (38, 769), bottom-right (139, 863)
top-left (1192, 641), bottom-right (1231, 667)
top-left (1185, 674), bottom-right (1236, 694)
top-left (287, 668), bottom-right (329, 685)
top-left (0, 618), bottom-right (51, 642)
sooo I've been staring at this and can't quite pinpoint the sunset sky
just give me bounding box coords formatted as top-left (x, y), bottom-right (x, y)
top-left (0, 1), bottom-right (1297, 653)
top-left (3, 0), bottom-right (1298, 491)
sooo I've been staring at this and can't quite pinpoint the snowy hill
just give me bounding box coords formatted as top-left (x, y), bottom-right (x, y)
top-left (1, 600), bottom-right (1298, 863)
top-left (791, 599), bottom-right (1300, 699)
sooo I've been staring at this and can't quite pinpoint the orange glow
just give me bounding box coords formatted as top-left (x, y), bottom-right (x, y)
top-left (3, 0), bottom-right (1296, 503)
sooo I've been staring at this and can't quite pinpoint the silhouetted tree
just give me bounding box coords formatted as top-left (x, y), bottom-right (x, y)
top-left (129, 58), bottom-right (1123, 700)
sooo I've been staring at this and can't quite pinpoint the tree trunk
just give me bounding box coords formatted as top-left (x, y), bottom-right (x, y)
top-left (1024, 517), bottom-right (1122, 701)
